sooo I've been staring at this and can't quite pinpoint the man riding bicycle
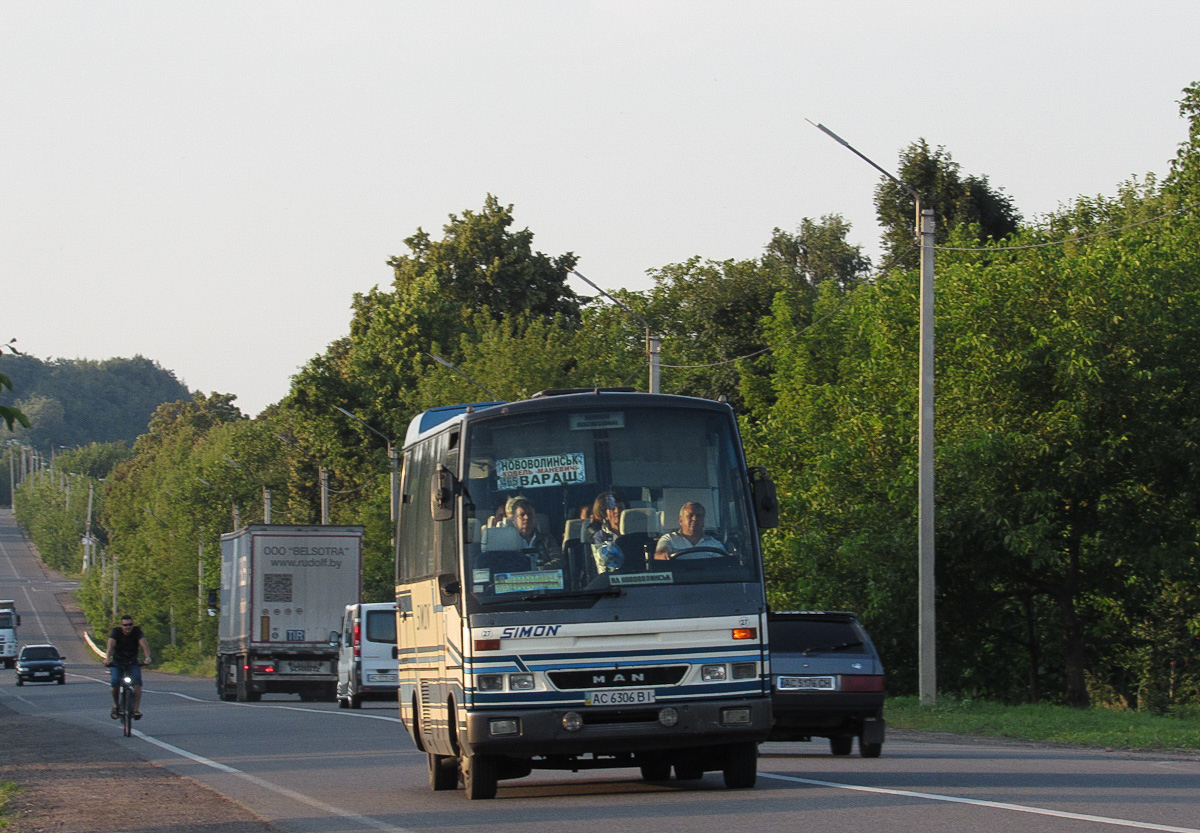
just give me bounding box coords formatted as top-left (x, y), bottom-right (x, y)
top-left (104, 614), bottom-right (151, 720)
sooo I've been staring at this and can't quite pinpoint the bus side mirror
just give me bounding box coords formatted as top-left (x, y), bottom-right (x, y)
top-left (439, 573), bottom-right (461, 604)
top-left (431, 464), bottom-right (456, 521)
top-left (750, 466), bottom-right (779, 529)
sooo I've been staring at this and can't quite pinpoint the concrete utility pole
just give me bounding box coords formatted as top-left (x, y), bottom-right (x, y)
top-left (570, 269), bottom-right (661, 393)
top-left (809, 120), bottom-right (938, 705)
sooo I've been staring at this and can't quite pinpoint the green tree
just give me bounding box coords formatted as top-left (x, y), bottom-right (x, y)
top-left (875, 140), bottom-right (1022, 270)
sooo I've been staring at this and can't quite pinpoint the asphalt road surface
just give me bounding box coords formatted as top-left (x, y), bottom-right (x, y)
top-left (3, 508), bottom-right (1199, 833)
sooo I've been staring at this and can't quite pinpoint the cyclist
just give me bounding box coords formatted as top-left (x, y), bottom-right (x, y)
top-left (104, 614), bottom-right (151, 720)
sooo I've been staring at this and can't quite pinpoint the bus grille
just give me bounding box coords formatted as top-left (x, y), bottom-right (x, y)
top-left (548, 665), bottom-right (688, 690)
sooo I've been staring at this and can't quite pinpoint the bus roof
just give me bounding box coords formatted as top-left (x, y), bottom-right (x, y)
top-left (403, 390), bottom-right (734, 448)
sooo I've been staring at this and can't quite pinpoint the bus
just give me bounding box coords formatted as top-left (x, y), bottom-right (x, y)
top-left (394, 389), bottom-right (779, 799)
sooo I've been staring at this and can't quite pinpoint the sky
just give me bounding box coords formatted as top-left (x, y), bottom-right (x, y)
top-left (3, 2), bottom-right (1197, 417)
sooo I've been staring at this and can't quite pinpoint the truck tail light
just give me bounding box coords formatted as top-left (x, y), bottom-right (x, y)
top-left (841, 674), bottom-right (884, 692)
top-left (250, 661), bottom-right (275, 674)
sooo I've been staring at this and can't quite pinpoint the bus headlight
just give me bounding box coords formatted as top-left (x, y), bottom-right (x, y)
top-left (731, 662), bottom-right (758, 679)
top-left (509, 673), bottom-right (535, 690)
top-left (476, 674), bottom-right (504, 692)
top-left (658, 707), bottom-right (679, 727)
top-left (562, 711), bottom-right (584, 732)
top-left (701, 664), bottom-right (727, 681)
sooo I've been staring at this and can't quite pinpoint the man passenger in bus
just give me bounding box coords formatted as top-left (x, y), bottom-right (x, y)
top-left (654, 502), bottom-right (726, 559)
top-left (509, 496), bottom-right (560, 568)
top-left (588, 491), bottom-right (626, 573)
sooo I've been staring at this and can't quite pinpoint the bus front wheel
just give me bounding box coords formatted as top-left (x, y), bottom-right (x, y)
top-left (722, 742), bottom-right (758, 789)
top-left (462, 754), bottom-right (498, 800)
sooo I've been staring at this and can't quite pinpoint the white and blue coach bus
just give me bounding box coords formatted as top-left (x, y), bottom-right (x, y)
top-left (394, 389), bottom-right (779, 799)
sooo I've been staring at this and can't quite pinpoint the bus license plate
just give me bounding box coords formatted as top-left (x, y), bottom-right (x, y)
top-left (585, 689), bottom-right (655, 706)
top-left (778, 676), bottom-right (835, 691)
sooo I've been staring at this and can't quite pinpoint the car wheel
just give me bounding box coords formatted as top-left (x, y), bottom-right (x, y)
top-left (829, 735), bottom-right (853, 756)
top-left (860, 740), bottom-right (882, 758)
top-left (15, 678), bottom-right (22, 686)
top-left (57, 676), bottom-right (65, 685)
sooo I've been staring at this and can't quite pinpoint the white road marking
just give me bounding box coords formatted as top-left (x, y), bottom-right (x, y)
top-left (761, 772), bottom-right (1200, 833)
top-left (132, 729), bottom-right (416, 833)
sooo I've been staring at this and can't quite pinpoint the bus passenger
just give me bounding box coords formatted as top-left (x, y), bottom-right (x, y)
top-left (654, 502), bottom-right (726, 559)
top-left (588, 491), bottom-right (626, 573)
top-left (509, 497), bottom-right (559, 568)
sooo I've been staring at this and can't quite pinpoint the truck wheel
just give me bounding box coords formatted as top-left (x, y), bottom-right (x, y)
top-left (722, 742), bottom-right (758, 789)
top-left (462, 754), bottom-right (498, 800)
top-left (428, 753), bottom-right (457, 791)
top-left (349, 692), bottom-right (362, 709)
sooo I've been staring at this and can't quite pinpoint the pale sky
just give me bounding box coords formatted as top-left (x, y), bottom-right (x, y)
top-left (4, 2), bottom-right (1196, 416)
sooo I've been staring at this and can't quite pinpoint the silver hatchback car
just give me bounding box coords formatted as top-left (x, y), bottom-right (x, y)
top-left (767, 611), bottom-right (885, 757)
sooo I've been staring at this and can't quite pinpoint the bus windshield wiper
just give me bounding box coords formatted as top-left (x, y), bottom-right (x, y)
top-left (802, 640), bottom-right (863, 656)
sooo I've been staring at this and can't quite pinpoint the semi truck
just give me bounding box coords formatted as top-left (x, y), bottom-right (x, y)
top-left (216, 525), bottom-right (363, 702)
top-left (0, 600), bottom-right (20, 668)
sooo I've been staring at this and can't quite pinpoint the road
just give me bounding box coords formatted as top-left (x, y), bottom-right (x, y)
top-left (3, 507), bottom-right (1199, 833)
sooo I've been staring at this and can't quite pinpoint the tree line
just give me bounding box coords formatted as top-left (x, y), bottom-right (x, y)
top-left (10, 84), bottom-right (1200, 710)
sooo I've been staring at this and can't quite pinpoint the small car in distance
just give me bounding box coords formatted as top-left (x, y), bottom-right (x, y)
top-left (15, 643), bottom-right (66, 686)
top-left (767, 611), bottom-right (885, 757)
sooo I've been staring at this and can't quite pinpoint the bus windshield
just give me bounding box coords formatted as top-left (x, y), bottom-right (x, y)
top-left (462, 404), bottom-right (759, 604)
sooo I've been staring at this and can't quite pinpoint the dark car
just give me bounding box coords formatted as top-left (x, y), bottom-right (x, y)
top-left (15, 644), bottom-right (66, 686)
top-left (767, 611), bottom-right (885, 757)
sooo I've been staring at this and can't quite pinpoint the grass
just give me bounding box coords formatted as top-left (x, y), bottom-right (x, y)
top-left (886, 696), bottom-right (1200, 753)
top-left (0, 781), bottom-right (21, 830)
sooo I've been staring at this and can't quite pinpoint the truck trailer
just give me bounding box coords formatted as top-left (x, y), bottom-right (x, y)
top-left (0, 600), bottom-right (20, 668)
top-left (216, 525), bottom-right (363, 702)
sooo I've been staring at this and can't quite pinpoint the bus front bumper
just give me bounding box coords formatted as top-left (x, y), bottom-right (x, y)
top-left (461, 696), bottom-right (771, 757)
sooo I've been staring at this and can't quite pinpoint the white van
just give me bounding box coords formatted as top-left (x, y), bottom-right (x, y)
top-left (336, 602), bottom-right (399, 709)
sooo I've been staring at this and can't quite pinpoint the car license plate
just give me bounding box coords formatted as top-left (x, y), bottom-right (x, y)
top-left (778, 675), bottom-right (836, 691)
top-left (585, 689), bottom-right (655, 706)
top-left (286, 660), bottom-right (324, 673)
top-left (367, 673), bottom-right (397, 683)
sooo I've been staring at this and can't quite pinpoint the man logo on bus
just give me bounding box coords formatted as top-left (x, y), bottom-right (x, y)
top-left (500, 625), bottom-right (562, 638)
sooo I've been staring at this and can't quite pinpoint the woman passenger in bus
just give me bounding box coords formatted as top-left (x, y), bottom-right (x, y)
top-left (587, 491), bottom-right (626, 574)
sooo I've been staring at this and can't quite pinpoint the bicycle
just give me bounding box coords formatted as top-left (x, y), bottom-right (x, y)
top-left (111, 660), bottom-right (146, 738)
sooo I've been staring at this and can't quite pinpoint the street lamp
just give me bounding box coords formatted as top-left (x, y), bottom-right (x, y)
top-left (224, 458), bottom-right (271, 524)
top-left (810, 120), bottom-right (937, 705)
top-left (569, 269), bottom-right (662, 393)
top-left (334, 406), bottom-right (399, 527)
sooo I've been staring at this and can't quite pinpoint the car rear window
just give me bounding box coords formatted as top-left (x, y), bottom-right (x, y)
top-left (365, 610), bottom-right (396, 644)
top-left (769, 619), bottom-right (869, 655)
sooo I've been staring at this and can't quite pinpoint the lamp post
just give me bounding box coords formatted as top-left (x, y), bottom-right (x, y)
top-left (569, 269), bottom-right (661, 393)
top-left (334, 406), bottom-right (399, 527)
top-left (810, 120), bottom-right (937, 705)
top-left (223, 458), bottom-right (271, 524)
